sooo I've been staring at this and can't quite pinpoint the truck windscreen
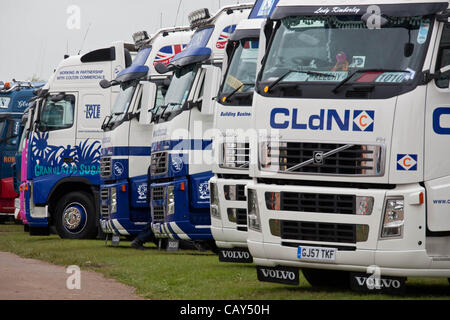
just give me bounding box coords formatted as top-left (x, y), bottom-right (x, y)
top-left (110, 82), bottom-right (137, 122)
top-left (221, 39), bottom-right (259, 100)
top-left (0, 96), bottom-right (10, 109)
top-left (260, 15), bottom-right (432, 87)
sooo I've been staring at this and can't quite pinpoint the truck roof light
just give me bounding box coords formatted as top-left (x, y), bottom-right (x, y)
top-left (188, 8), bottom-right (210, 28)
top-left (4, 82), bottom-right (11, 90)
top-left (132, 31), bottom-right (149, 46)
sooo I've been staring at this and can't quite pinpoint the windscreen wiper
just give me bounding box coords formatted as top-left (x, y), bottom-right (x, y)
top-left (223, 83), bottom-right (254, 102)
top-left (332, 69), bottom-right (412, 94)
top-left (266, 70), bottom-right (337, 92)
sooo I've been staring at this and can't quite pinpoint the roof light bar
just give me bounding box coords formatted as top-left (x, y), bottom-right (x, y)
top-left (132, 31), bottom-right (150, 46)
top-left (188, 8), bottom-right (211, 28)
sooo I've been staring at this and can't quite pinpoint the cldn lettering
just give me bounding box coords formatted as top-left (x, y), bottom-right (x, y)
top-left (270, 108), bottom-right (375, 132)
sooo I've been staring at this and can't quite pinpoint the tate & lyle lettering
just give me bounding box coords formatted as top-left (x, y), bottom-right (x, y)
top-left (270, 108), bottom-right (375, 132)
top-left (85, 104), bottom-right (101, 119)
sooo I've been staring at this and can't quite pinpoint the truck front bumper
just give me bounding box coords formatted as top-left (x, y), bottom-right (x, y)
top-left (247, 181), bottom-right (450, 278)
top-left (150, 178), bottom-right (212, 241)
top-left (210, 176), bottom-right (251, 248)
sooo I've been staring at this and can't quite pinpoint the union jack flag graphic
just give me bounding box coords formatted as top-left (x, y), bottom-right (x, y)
top-left (216, 25), bottom-right (237, 49)
top-left (153, 44), bottom-right (187, 66)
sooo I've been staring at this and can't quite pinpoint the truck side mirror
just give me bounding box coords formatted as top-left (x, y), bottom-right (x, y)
top-left (139, 82), bottom-right (157, 125)
top-left (200, 65), bottom-right (222, 115)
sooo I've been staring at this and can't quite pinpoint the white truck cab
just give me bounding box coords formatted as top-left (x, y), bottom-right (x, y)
top-left (150, 4), bottom-right (252, 247)
top-left (99, 27), bottom-right (193, 237)
top-left (210, 0), bottom-right (280, 263)
top-left (248, 0), bottom-right (450, 291)
top-left (25, 42), bottom-right (134, 238)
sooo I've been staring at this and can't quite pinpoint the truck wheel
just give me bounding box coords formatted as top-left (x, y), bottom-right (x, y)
top-left (54, 192), bottom-right (98, 239)
top-left (302, 268), bottom-right (350, 288)
top-left (0, 216), bottom-right (6, 224)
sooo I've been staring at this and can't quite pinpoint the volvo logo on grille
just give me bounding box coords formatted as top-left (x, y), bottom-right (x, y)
top-left (313, 151), bottom-right (324, 165)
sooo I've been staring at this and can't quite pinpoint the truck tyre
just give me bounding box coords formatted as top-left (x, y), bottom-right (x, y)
top-left (0, 216), bottom-right (6, 224)
top-left (302, 268), bottom-right (350, 288)
top-left (54, 192), bottom-right (98, 239)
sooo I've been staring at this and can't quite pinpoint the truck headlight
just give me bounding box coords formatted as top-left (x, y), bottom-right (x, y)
top-left (167, 186), bottom-right (175, 215)
top-left (248, 189), bottom-right (261, 232)
top-left (381, 197), bottom-right (404, 238)
top-left (111, 187), bottom-right (117, 214)
top-left (356, 196), bottom-right (374, 215)
top-left (210, 182), bottom-right (221, 219)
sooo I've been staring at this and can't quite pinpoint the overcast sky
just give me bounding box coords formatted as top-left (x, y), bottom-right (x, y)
top-left (0, 0), bottom-right (244, 82)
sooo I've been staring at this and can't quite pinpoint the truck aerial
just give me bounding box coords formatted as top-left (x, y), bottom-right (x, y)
top-left (0, 81), bottom-right (43, 224)
top-left (210, 0), bottom-right (279, 263)
top-left (247, 0), bottom-right (450, 291)
top-left (24, 42), bottom-right (136, 238)
top-left (99, 27), bottom-right (193, 238)
top-left (150, 4), bottom-right (252, 248)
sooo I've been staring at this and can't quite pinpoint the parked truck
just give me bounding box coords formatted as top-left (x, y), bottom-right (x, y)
top-left (98, 27), bottom-right (193, 238)
top-left (0, 81), bottom-right (43, 224)
top-left (247, 0), bottom-right (450, 291)
top-left (210, 0), bottom-right (279, 263)
top-left (150, 4), bottom-right (252, 248)
top-left (24, 42), bottom-right (136, 238)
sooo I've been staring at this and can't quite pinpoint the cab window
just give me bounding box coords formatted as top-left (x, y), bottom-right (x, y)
top-left (436, 23), bottom-right (450, 89)
top-left (40, 95), bottom-right (75, 131)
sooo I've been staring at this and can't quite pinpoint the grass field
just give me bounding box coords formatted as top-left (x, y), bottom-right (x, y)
top-left (0, 224), bottom-right (449, 300)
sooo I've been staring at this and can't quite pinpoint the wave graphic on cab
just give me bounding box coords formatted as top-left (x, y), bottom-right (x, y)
top-left (31, 132), bottom-right (101, 177)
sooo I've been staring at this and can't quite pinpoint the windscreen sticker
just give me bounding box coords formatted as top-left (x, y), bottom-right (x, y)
top-left (375, 72), bottom-right (414, 83)
top-left (225, 74), bottom-right (244, 91)
top-left (284, 71), bottom-right (348, 82)
top-left (349, 56), bottom-right (366, 68)
top-left (417, 22), bottom-right (430, 45)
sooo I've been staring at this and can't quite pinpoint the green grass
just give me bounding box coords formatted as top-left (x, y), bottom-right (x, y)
top-left (0, 224), bottom-right (449, 300)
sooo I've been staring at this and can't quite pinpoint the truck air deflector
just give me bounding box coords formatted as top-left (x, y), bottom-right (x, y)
top-left (169, 27), bottom-right (214, 69)
top-left (249, 0), bottom-right (280, 19)
top-left (115, 47), bottom-right (152, 83)
top-left (271, 2), bottom-right (449, 19)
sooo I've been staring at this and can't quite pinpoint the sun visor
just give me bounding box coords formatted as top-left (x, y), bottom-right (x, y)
top-left (271, 2), bottom-right (449, 19)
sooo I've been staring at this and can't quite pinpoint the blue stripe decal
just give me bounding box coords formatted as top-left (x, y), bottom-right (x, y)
top-left (102, 146), bottom-right (152, 157)
top-left (152, 139), bottom-right (212, 153)
top-left (166, 224), bottom-right (180, 240)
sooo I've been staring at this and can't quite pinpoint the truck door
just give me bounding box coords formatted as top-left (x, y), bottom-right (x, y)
top-left (425, 22), bottom-right (450, 232)
top-left (30, 92), bottom-right (78, 183)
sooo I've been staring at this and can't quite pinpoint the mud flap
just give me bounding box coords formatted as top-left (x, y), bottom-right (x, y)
top-left (257, 266), bottom-right (300, 285)
top-left (350, 272), bottom-right (406, 294)
top-left (218, 248), bottom-right (253, 263)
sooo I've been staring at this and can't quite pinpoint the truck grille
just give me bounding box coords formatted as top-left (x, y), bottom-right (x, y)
top-left (262, 142), bottom-right (383, 176)
top-left (151, 152), bottom-right (168, 176)
top-left (152, 187), bottom-right (165, 201)
top-left (100, 188), bottom-right (110, 217)
top-left (221, 142), bottom-right (250, 169)
top-left (224, 184), bottom-right (247, 201)
top-left (100, 157), bottom-right (112, 179)
top-left (281, 221), bottom-right (357, 244)
top-left (266, 192), bottom-right (356, 215)
top-left (152, 205), bottom-right (165, 222)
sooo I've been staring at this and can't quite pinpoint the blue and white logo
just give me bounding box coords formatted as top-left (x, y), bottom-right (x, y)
top-left (270, 108), bottom-right (375, 132)
top-left (198, 182), bottom-right (210, 200)
top-left (137, 184), bottom-right (147, 200)
top-left (171, 155), bottom-right (184, 173)
top-left (114, 162), bottom-right (124, 176)
top-left (397, 154), bottom-right (417, 171)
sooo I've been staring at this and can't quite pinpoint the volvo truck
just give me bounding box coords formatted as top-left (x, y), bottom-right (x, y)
top-left (98, 27), bottom-right (193, 237)
top-left (0, 81), bottom-right (43, 224)
top-left (210, 0), bottom-right (279, 263)
top-left (150, 4), bottom-right (252, 247)
top-left (24, 42), bottom-right (135, 238)
top-left (247, 0), bottom-right (450, 291)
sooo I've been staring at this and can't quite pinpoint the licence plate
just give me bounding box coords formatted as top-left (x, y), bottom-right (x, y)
top-left (297, 246), bottom-right (337, 262)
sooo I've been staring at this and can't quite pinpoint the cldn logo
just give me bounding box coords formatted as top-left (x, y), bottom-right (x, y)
top-left (270, 108), bottom-right (375, 132)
